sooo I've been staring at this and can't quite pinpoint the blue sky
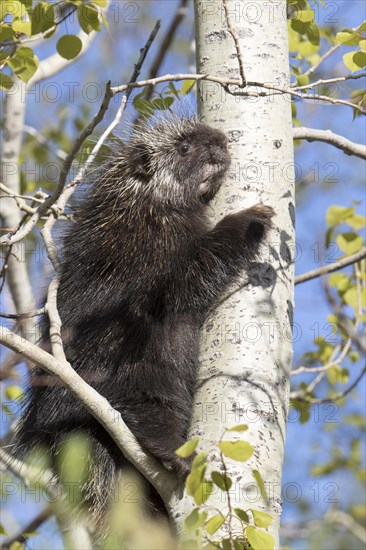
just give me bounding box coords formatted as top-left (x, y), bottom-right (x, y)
top-left (1, 1), bottom-right (365, 547)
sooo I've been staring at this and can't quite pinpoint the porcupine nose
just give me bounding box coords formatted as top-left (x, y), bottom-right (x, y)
top-left (210, 144), bottom-right (230, 169)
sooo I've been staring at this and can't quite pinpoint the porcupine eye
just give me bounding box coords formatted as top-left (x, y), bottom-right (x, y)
top-left (178, 142), bottom-right (191, 156)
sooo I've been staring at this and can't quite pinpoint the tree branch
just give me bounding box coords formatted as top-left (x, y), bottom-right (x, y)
top-left (0, 327), bottom-right (178, 505)
top-left (27, 2), bottom-right (111, 87)
top-left (144, 0), bottom-right (188, 103)
top-left (223, 0), bottom-right (246, 86)
top-left (304, 42), bottom-right (342, 77)
top-left (293, 127), bottom-right (366, 160)
top-left (295, 247), bottom-right (366, 285)
top-left (1, 21), bottom-right (162, 248)
top-left (1, 507), bottom-right (53, 549)
top-left (0, 448), bottom-right (93, 550)
top-left (0, 307), bottom-right (45, 319)
top-left (291, 364), bottom-right (366, 404)
top-left (291, 71), bottom-right (366, 90)
top-left (0, 81), bottom-right (114, 247)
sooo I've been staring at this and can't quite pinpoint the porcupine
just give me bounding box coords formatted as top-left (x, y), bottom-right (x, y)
top-left (15, 116), bottom-right (274, 521)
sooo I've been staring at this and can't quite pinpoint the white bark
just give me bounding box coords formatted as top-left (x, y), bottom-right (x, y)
top-left (174, 1), bottom-right (295, 546)
top-left (0, 79), bottom-right (36, 338)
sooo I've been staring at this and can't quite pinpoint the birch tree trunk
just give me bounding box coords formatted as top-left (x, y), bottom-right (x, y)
top-left (173, 1), bottom-right (295, 546)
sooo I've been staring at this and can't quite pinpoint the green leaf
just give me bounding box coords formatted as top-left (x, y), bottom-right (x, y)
top-left (77, 4), bottom-right (100, 34)
top-left (234, 508), bottom-right (250, 524)
top-left (326, 205), bottom-right (355, 227)
top-left (57, 432), bottom-right (91, 488)
top-left (343, 51), bottom-right (366, 73)
top-left (0, 73), bottom-right (14, 90)
top-left (335, 30), bottom-right (360, 46)
top-left (344, 286), bottom-right (366, 310)
top-left (290, 399), bottom-right (311, 423)
top-left (193, 480), bottom-right (213, 505)
top-left (291, 18), bottom-right (307, 35)
top-left (1, 1), bottom-right (26, 21)
top-left (298, 38), bottom-right (319, 56)
top-left (8, 46), bottom-right (39, 82)
top-left (182, 79), bottom-right (195, 95)
top-left (5, 385), bottom-right (23, 400)
top-left (219, 441), bottom-right (254, 461)
top-left (336, 232), bottom-right (363, 255)
top-left (246, 526), bottom-right (275, 550)
top-left (0, 524), bottom-right (8, 536)
top-left (329, 273), bottom-right (351, 292)
top-left (56, 35), bottom-right (83, 60)
top-left (92, 0), bottom-right (107, 6)
top-left (251, 510), bottom-right (273, 528)
top-left (327, 365), bottom-right (349, 385)
top-left (296, 74), bottom-right (309, 86)
top-left (252, 470), bottom-right (269, 502)
top-left (353, 51), bottom-right (366, 68)
top-left (176, 437), bottom-right (199, 458)
top-left (226, 424), bottom-right (249, 432)
top-left (186, 453), bottom-right (207, 496)
top-left (168, 82), bottom-right (180, 98)
top-left (297, 9), bottom-right (314, 22)
top-left (31, 2), bottom-right (55, 36)
top-left (348, 351), bottom-right (360, 363)
top-left (0, 24), bottom-right (15, 42)
top-left (12, 18), bottom-right (31, 35)
top-left (360, 39), bottom-right (366, 51)
top-left (152, 96), bottom-right (174, 110)
top-left (346, 214), bottom-right (366, 230)
top-left (205, 514), bottom-right (225, 536)
top-left (211, 471), bottom-right (232, 491)
top-left (306, 22), bottom-right (320, 45)
top-left (184, 508), bottom-right (207, 531)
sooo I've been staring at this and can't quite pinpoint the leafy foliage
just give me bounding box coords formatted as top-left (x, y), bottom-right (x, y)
top-left (180, 428), bottom-right (275, 550)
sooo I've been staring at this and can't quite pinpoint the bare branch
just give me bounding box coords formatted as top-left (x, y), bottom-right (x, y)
top-left (144, 0), bottom-right (188, 103)
top-left (0, 447), bottom-right (54, 488)
top-left (325, 285), bottom-right (366, 355)
top-left (291, 71), bottom-right (366, 90)
top-left (291, 339), bottom-right (352, 376)
top-left (1, 21), bottom-right (162, 249)
top-left (111, 74), bottom-right (366, 115)
top-left (1, 507), bottom-right (52, 549)
top-left (295, 247), bottom-right (366, 285)
top-left (0, 448), bottom-right (93, 550)
top-left (304, 42), bottom-right (342, 77)
top-left (223, 0), bottom-right (246, 86)
top-left (0, 81), bottom-right (114, 247)
top-left (293, 127), bottom-right (366, 160)
top-left (27, 2), bottom-right (110, 87)
top-left (292, 365), bottom-right (366, 404)
top-left (0, 326), bottom-right (178, 504)
top-left (0, 307), bottom-right (45, 319)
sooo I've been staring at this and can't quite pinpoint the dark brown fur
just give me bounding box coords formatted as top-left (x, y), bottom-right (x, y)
top-left (16, 117), bottom-right (274, 519)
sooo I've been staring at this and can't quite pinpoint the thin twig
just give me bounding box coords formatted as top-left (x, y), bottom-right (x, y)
top-left (0, 82), bottom-right (114, 247)
top-left (291, 71), bottom-right (366, 90)
top-left (293, 127), bottom-right (366, 160)
top-left (223, 0), bottom-right (246, 86)
top-left (0, 307), bottom-right (45, 319)
top-left (295, 247), bottom-right (366, 285)
top-left (144, 2), bottom-right (188, 102)
top-left (291, 339), bottom-right (352, 377)
top-left (0, 326), bottom-right (178, 503)
top-left (2, 507), bottom-right (53, 549)
top-left (304, 42), bottom-right (342, 77)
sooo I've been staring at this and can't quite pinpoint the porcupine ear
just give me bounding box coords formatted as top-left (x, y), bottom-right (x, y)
top-left (131, 143), bottom-right (152, 179)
